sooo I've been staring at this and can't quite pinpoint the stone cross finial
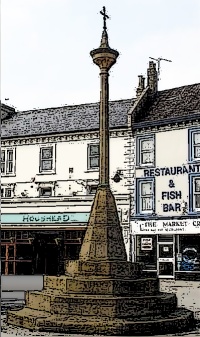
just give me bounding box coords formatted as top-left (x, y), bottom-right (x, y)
top-left (100, 6), bottom-right (109, 30)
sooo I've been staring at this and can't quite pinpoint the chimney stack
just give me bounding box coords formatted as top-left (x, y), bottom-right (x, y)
top-left (147, 61), bottom-right (158, 94)
top-left (136, 75), bottom-right (145, 98)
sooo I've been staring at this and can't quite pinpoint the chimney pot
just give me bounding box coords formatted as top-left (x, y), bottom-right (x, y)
top-left (136, 75), bottom-right (145, 98)
top-left (147, 61), bottom-right (158, 94)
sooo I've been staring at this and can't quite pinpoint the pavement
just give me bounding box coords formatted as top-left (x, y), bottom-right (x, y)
top-left (1, 280), bottom-right (200, 336)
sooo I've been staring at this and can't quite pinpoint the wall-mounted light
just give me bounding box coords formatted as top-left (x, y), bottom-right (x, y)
top-left (112, 170), bottom-right (123, 183)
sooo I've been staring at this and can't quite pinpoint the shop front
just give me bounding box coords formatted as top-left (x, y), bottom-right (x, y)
top-left (131, 219), bottom-right (200, 280)
top-left (1, 212), bottom-right (89, 276)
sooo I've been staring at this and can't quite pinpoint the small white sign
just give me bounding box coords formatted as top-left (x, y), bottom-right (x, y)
top-left (141, 238), bottom-right (153, 250)
top-left (177, 253), bottom-right (182, 262)
top-left (163, 246), bottom-right (169, 252)
top-left (131, 219), bottom-right (200, 234)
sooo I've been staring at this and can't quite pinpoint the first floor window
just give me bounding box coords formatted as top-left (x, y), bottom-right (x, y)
top-left (1, 148), bottom-right (15, 176)
top-left (39, 146), bottom-right (55, 172)
top-left (192, 131), bottom-right (200, 160)
top-left (137, 136), bottom-right (154, 166)
top-left (193, 177), bottom-right (200, 211)
top-left (137, 179), bottom-right (154, 214)
top-left (87, 144), bottom-right (99, 170)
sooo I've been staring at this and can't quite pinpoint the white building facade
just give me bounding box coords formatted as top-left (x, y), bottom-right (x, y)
top-left (1, 99), bottom-right (134, 276)
top-left (130, 79), bottom-right (200, 280)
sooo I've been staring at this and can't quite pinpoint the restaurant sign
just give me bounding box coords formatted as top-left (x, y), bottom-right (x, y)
top-left (132, 219), bottom-right (200, 234)
top-left (1, 212), bottom-right (90, 224)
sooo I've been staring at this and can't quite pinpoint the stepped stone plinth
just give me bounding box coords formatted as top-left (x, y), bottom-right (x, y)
top-left (6, 7), bottom-right (195, 336)
top-left (6, 185), bottom-right (195, 335)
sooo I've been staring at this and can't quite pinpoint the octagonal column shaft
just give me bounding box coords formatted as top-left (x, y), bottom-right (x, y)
top-left (100, 68), bottom-right (109, 186)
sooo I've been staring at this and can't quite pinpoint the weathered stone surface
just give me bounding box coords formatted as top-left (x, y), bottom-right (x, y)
top-left (25, 291), bottom-right (177, 318)
top-left (44, 275), bottom-right (159, 295)
top-left (65, 259), bottom-right (143, 278)
top-left (79, 186), bottom-right (127, 261)
top-left (7, 308), bottom-right (194, 335)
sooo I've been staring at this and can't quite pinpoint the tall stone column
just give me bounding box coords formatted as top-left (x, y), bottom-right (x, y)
top-left (79, 7), bottom-right (127, 262)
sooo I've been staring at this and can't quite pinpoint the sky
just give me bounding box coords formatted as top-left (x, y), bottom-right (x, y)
top-left (1, 0), bottom-right (200, 111)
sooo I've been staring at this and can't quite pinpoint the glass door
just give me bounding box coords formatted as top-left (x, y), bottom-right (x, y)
top-left (157, 242), bottom-right (175, 278)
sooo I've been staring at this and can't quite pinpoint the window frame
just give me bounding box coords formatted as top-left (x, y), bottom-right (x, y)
top-left (189, 174), bottom-right (200, 213)
top-left (188, 128), bottom-right (200, 162)
top-left (39, 186), bottom-right (53, 198)
top-left (39, 144), bottom-right (56, 174)
top-left (1, 186), bottom-right (14, 199)
top-left (136, 178), bottom-right (155, 215)
top-left (136, 135), bottom-right (155, 167)
top-left (1, 148), bottom-right (16, 176)
top-left (87, 143), bottom-right (99, 171)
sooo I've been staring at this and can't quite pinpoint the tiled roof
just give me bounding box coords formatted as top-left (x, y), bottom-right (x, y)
top-left (1, 103), bottom-right (16, 121)
top-left (133, 83), bottom-right (200, 125)
top-left (1, 99), bottom-right (134, 138)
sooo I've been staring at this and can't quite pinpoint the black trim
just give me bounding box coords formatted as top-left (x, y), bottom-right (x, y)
top-left (131, 214), bottom-right (200, 220)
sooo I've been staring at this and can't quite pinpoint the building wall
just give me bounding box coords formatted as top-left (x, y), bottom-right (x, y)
top-left (134, 124), bottom-right (200, 219)
top-left (1, 131), bottom-right (129, 197)
top-left (131, 122), bottom-right (200, 278)
top-left (1, 129), bottom-right (131, 259)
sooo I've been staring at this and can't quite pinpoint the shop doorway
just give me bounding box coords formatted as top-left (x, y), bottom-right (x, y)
top-left (33, 233), bottom-right (63, 275)
top-left (157, 241), bottom-right (175, 278)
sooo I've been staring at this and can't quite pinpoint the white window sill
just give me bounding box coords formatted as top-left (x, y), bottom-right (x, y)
top-left (84, 168), bottom-right (99, 173)
top-left (136, 164), bottom-right (154, 169)
top-left (1, 173), bottom-right (16, 177)
top-left (37, 172), bottom-right (56, 175)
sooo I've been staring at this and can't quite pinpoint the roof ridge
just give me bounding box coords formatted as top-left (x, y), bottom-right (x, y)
top-left (16, 97), bottom-right (134, 114)
top-left (158, 82), bottom-right (200, 94)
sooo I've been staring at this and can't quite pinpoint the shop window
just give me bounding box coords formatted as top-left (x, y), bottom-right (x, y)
top-left (87, 144), bottom-right (99, 170)
top-left (177, 235), bottom-right (200, 272)
top-left (16, 244), bottom-right (33, 260)
top-left (136, 235), bottom-right (157, 270)
top-left (1, 148), bottom-right (16, 176)
top-left (16, 231), bottom-right (29, 240)
top-left (16, 262), bottom-right (33, 275)
top-left (136, 135), bottom-right (155, 166)
top-left (1, 261), bottom-right (5, 275)
top-left (39, 145), bottom-right (56, 173)
top-left (189, 129), bottom-right (200, 162)
top-left (39, 187), bottom-right (52, 197)
top-left (136, 179), bottom-right (154, 215)
top-left (1, 245), bottom-right (6, 258)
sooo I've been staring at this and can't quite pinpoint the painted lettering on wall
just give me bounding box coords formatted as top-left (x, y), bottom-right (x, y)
top-left (22, 214), bottom-right (70, 223)
top-left (161, 181), bottom-right (182, 212)
top-left (144, 164), bottom-right (200, 177)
